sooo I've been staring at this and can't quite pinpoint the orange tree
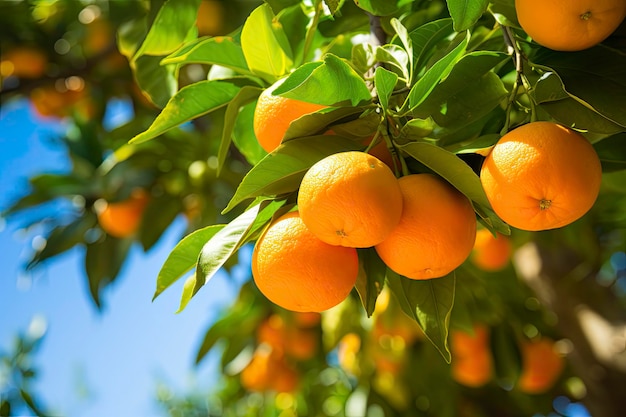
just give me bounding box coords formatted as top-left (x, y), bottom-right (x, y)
top-left (2, 0), bottom-right (626, 416)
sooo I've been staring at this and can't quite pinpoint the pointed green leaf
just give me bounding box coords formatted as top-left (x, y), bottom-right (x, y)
top-left (410, 19), bottom-right (455, 71)
top-left (284, 106), bottom-right (370, 140)
top-left (161, 36), bottom-right (250, 74)
top-left (130, 81), bottom-right (240, 144)
top-left (353, 0), bottom-right (403, 16)
top-left (178, 201), bottom-right (281, 312)
top-left (274, 54), bottom-right (372, 106)
top-left (390, 18), bottom-right (413, 83)
top-left (324, 0), bottom-right (341, 15)
top-left (222, 135), bottom-right (362, 213)
top-left (27, 214), bottom-right (97, 270)
top-left (386, 270), bottom-right (455, 363)
top-left (153, 225), bottom-right (225, 300)
top-left (374, 67), bottom-right (399, 113)
top-left (594, 132), bottom-right (626, 172)
top-left (135, 0), bottom-right (200, 56)
top-left (232, 101), bottom-right (267, 166)
top-left (446, 0), bottom-right (489, 31)
top-left (130, 54), bottom-right (178, 109)
top-left (241, 3), bottom-right (293, 83)
top-left (407, 32), bottom-right (469, 111)
top-left (355, 248), bottom-right (387, 317)
top-left (218, 86), bottom-right (263, 175)
top-left (85, 237), bottom-right (133, 309)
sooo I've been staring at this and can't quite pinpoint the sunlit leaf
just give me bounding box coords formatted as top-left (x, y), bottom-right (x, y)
top-left (374, 67), bottom-right (399, 113)
top-left (241, 3), bottom-right (293, 83)
top-left (130, 81), bottom-right (240, 145)
top-left (153, 225), bottom-right (225, 300)
top-left (386, 270), bottom-right (455, 363)
top-left (407, 32), bottom-right (469, 111)
top-left (161, 36), bottom-right (250, 74)
top-left (410, 19), bottom-right (455, 71)
top-left (353, 0), bottom-right (403, 16)
top-left (446, 0), bottom-right (489, 31)
top-left (218, 86), bottom-right (263, 175)
top-left (274, 54), bottom-right (372, 106)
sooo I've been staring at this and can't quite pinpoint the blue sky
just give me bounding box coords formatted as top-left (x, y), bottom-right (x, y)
top-left (0, 98), bottom-right (245, 416)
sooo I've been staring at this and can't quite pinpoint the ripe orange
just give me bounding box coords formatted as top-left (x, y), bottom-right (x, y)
top-left (257, 314), bottom-right (318, 360)
top-left (240, 346), bottom-right (299, 393)
top-left (1, 47), bottom-right (47, 78)
top-left (253, 79), bottom-right (327, 153)
top-left (375, 174), bottom-right (477, 280)
top-left (518, 338), bottom-right (565, 394)
top-left (96, 189), bottom-right (150, 238)
top-left (298, 151), bottom-right (403, 248)
top-left (515, 0), bottom-right (626, 51)
top-left (471, 229), bottom-right (513, 271)
top-left (480, 121), bottom-right (602, 231)
top-left (450, 325), bottom-right (493, 387)
top-left (252, 211), bottom-right (358, 312)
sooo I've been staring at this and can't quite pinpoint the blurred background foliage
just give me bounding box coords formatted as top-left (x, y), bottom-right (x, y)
top-left (1, 1), bottom-right (626, 417)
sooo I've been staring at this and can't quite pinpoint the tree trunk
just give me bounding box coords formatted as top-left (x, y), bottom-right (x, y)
top-left (514, 242), bottom-right (626, 417)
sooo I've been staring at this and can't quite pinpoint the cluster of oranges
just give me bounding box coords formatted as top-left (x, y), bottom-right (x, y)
top-left (450, 324), bottom-right (565, 394)
top-left (251, 150), bottom-right (479, 313)
top-left (251, 82), bottom-right (603, 314)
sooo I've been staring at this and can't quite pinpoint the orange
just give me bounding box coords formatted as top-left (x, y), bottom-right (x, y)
top-left (298, 151), bottom-right (403, 248)
top-left (252, 211), bottom-right (358, 312)
top-left (253, 79), bottom-right (328, 153)
top-left (471, 229), bottom-right (513, 271)
top-left (450, 325), bottom-right (493, 387)
top-left (480, 121), bottom-right (602, 231)
top-left (1, 47), bottom-right (47, 78)
top-left (240, 346), bottom-right (299, 393)
top-left (257, 314), bottom-right (318, 360)
top-left (515, 0), bottom-right (626, 51)
top-left (518, 338), bottom-right (565, 394)
top-left (96, 189), bottom-right (150, 238)
top-left (375, 174), bottom-right (477, 280)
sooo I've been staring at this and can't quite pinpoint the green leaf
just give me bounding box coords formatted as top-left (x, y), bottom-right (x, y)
top-left (446, 0), bottom-right (489, 31)
top-left (139, 196), bottom-right (182, 251)
top-left (129, 80), bottom-right (241, 145)
top-left (130, 54), bottom-right (178, 109)
top-left (232, 101), bottom-right (267, 165)
top-left (274, 54), bottom-right (372, 106)
top-left (533, 70), bottom-right (625, 134)
top-left (161, 36), bottom-right (250, 74)
top-left (532, 46), bottom-right (626, 128)
top-left (386, 270), bottom-right (455, 363)
top-left (27, 214), bottom-right (97, 270)
top-left (355, 248), bottom-right (387, 317)
top-left (179, 203), bottom-right (264, 312)
top-left (399, 142), bottom-right (489, 206)
top-left (284, 106), bottom-right (371, 140)
top-left (594, 133), bottom-right (626, 172)
top-left (153, 225), bottom-right (224, 300)
top-left (410, 19), bottom-right (455, 71)
top-left (222, 135), bottom-right (362, 213)
top-left (412, 51), bottom-right (508, 120)
top-left (241, 3), bottom-right (293, 83)
top-left (407, 32), bottom-right (469, 111)
top-left (490, 323), bottom-right (522, 385)
top-left (374, 67), bottom-right (399, 113)
top-left (353, 0), bottom-right (403, 16)
top-left (218, 86), bottom-right (263, 175)
top-left (85, 237), bottom-right (133, 308)
top-left (135, 0), bottom-right (200, 56)
top-left (390, 18), bottom-right (414, 83)
top-left (324, 0), bottom-right (341, 15)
